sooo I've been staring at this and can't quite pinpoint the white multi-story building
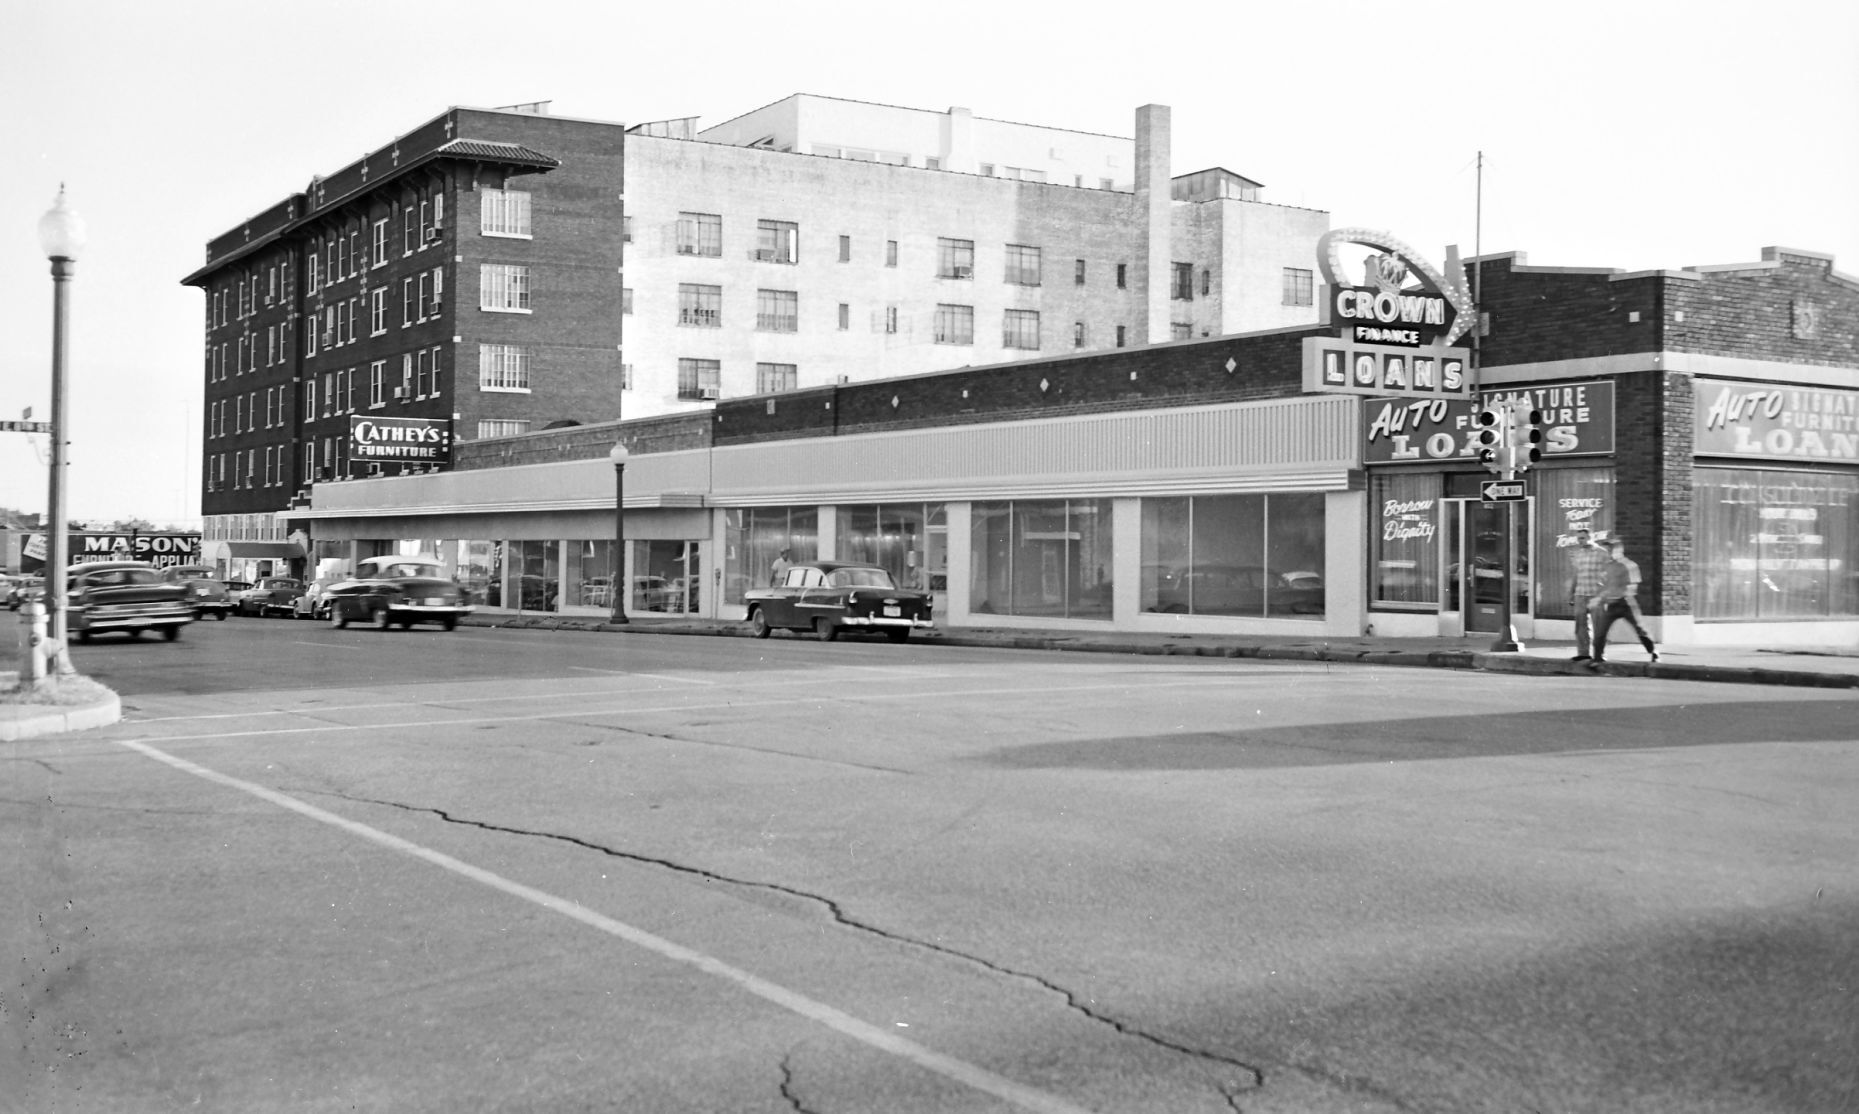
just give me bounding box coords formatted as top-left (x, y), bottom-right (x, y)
top-left (623, 95), bottom-right (1328, 412)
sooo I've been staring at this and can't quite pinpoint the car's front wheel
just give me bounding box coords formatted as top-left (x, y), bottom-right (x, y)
top-left (370, 605), bottom-right (391, 631)
top-left (815, 618), bottom-right (838, 642)
top-left (749, 607), bottom-right (772, 639)
top-left (163, 625), bottom-right (181, 642)
top-left (329, 602), bottom-right (349, 630)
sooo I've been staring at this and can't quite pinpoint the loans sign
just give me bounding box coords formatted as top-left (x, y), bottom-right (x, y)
top-left (1302, 228), bottom-right (1477, 400)
top-left (1693, 379), bottom-right (1859, 463)
top-left (1362, 381), bottom-right (1616, 465)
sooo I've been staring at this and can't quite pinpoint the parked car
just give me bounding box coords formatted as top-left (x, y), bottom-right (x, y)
top-left (744, 560), bottom-right (934, 642)
top-left (159, 564), bottom-right (234, 619)
top-left (326, 555), bottom-right (473, 631)
top-left (291, 574), bottom-right (349, 620)
top-left (235, 576), bottom-right (306, 617)
top-left (6, 575), bottom-right (45, 611)
top-left (64, 561), bottom-right (194, 642)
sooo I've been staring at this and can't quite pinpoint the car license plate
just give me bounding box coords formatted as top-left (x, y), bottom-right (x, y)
top-left (883, 605), bottom-right (901, 617)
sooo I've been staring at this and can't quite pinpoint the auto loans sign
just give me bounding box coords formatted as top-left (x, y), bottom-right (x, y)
top-left (350, 415), bottom-right (451, 462)
top-left (1694, 379), bottom-right (1859, 463)
top-left (1362, 381), bottom-right (1616, 464)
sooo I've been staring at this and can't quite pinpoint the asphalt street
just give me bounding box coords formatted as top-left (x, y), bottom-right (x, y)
top-left (5, 618), bottom-right (1856, 1113)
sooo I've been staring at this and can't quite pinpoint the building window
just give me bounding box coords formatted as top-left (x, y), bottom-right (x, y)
top-left (372, 219), bottom-right (389, 266)
top-left (934, 304), bottom-right (974, 345)
top-left (369, 360), bottom-right (386, 407)
top-left (1003, 309), bottom-right (1040, 350)
top-left (478, 419), bottom-right (531, 439)
top-left (838, 303), bottom-right (850, 330)
top-left (937, 238), bottom-right (975, 279)
top-left (622, 288), bottom-right (633, 315)
top-left (479, 344), bottom-right (530, 391)
top-left (676, 212), bottom-right (722, 256)
top-left (1172, 262), bottom-right (1194, 300)
top-left (677, 358), bottom-right (721, 400)
top-left (1116, 263), bottom-right (1128, 290)
top-left (885, 305), bottom-right (899, 334)
top-left (1201, 269), bottom-right (1212, 297)
top-left (1140, 494), bottom-right (1326, 618)
top-left (1171, 322), bottom-right (1193, 340)
top-left (1282, 267), bottom-right (1314, 306)
top-left (678, 283), bottom-right (722, 328)
top-left (755, 219), bottom-right (799, 264)
top-left (371, 288), bottom-right (388, 335)
top-left (620, 362), bottom-right (633, 390)
top-left (886, 240), bottom-right (898, 267)
top-left (756, 362), bottom-right (798, 393)
top-left (304, 377), bottom-right (316, 421)
top-left (756, 289), bottom-right (798, 332)
top-left (481, 189), bottom-right (532, 237)
top-left (1004, 244), bottom-right (1042, 286)
top-left (1116, 325), bottom-right (1127, 348)
top-left (481, 264), bottom-right (531, 312)
top-left (838, 235), bottom-right (851, 262)
top-left (1074, 259), bottom-right (1086, 286)
top-left (970, 500), bottom-right (1114, 620)
top-left (621, 215), bottom-right (632, 243)
top-left (1073, 322), bottom-right (1087, 348)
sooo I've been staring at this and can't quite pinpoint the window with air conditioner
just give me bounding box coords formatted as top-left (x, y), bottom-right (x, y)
top-left (677, 357), bottom-right (721, 400)
top-left (938, 237), bottom-right (975, 279)
top-left (755, 219), bottom-right (798, 264)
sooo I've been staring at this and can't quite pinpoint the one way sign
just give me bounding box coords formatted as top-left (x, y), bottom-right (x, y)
top-left (1481, 479), bottom-right (1527, 502)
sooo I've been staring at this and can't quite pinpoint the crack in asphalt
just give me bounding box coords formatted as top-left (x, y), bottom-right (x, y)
top-left (329, 791), bottom-right (1266, 1099)
top-left (778, 1052), bottom-right (825, 1114)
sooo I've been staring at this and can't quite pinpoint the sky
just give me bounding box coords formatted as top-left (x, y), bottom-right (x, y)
top-left (4, 0), bottom-right (1854, 528)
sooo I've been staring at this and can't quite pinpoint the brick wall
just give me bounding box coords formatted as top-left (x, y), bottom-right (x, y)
top-left (454, 413), bottom-right (708, 471)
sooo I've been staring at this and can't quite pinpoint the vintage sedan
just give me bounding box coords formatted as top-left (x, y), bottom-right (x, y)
top-left (234, 576), bottom-right (306, 617)
top-left (744, 560), bottom-right (934, 642)
top-left (65, 561), bottom-right (194, 642)
top-left (6, 575), bottom-right (45, 611)
top-left (160, 564), bottom-right (234, 619)
top-left (326, 555), bottom-right (473, 631)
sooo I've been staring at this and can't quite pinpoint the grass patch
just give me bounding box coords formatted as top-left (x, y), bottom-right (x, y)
top-left (0, 673), bottom-right (114, 707)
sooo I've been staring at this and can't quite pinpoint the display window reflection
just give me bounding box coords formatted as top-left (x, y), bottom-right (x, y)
top-left (1694, 467), bottom-right (1857, 619)
top-left (835, 503), bottom-right (944, 592)
top-left (1140, 493), bottom-right (1325, 618)
top-left (725, 507), bottom-right (818, 604)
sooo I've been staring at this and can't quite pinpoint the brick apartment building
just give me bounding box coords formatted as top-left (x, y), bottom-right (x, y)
top-left (182, 95), bottom-right (1329, 576)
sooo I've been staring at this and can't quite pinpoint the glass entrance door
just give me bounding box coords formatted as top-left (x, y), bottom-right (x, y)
top-left (1449, 499), bottom-right (1532, 634)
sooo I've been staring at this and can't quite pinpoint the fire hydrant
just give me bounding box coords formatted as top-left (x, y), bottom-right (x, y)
top-left (20, 599), bottom-right (56, 686)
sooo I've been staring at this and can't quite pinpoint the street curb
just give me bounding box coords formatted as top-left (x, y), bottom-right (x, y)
top-left (459, 615), bottom-right (1858, 688)
top-left (0, 680), bottom-right (124, 742)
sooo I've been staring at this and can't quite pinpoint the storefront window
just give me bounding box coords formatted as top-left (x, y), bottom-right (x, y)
top-left (1533, 467), bottom-right (1615, 620)
top-left (971, 499), bottom-right (1113, 619)
top-left (1140, 493), bottom-right (1325, 618)
top-left (567, 540), bottom-right (616, 610)
top-left (1370, 472), bottom-right (1441, 609)
top-left (454, 540), bottom-right (501, 607)
top-left (1694, 467), bottom-right (1857, 620)
top-left (633, 540), bottom-right (700, 613)
top-left (511, 540), bottom-right (559, 611)
top-left (836, 503), bottom-right (940, 591)
top-left (725, 507), bottom-right (818, 604)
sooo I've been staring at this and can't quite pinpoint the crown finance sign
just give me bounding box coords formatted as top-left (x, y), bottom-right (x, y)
top-left (1302, 228), bottom-right (1475, 400)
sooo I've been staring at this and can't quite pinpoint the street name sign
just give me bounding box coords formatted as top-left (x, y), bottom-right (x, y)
top-left (1481, 480), bottom-right (1527, 502)
top-left (0, 420), bottom-right (51, 433)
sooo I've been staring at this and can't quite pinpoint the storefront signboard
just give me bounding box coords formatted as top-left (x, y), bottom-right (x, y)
top-left (351, 415), bottom-right (452, 462)
top-left (20, 532), bottom-right (202, 573)
top-left (1362, 381), bottom-right (1616, 465)
top-left (1693, 379), bottom-right (1859, 463)
top-left (1304, 228), bottom-right (1478, 400)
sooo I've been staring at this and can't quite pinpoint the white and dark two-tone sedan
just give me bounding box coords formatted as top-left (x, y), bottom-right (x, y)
top-left (743, 561), bottom-right (933, 642)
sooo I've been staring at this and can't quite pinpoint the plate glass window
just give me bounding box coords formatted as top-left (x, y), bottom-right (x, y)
top-left (481, 189), bottom-right (532, 237)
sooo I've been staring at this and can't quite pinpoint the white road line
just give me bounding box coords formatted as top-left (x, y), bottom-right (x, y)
top-left (569, 666), bottom-right (720, 685)
top-left (114, 738), bottom-right (1098, 1114)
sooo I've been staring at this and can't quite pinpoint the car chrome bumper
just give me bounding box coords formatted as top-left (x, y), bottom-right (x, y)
top-left (839, 616), bottom-right (935, 629)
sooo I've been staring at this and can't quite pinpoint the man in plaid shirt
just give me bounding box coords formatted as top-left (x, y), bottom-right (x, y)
top-left (1564, 526), bottom-right (1610, 661)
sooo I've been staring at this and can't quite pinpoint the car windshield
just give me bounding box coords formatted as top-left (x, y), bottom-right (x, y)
top-left (827, 567), bottom-right (896, 589)
top-left (380, 563), bottom-right (443, 578)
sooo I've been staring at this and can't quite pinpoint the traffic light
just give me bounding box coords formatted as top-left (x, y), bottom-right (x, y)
top-left (1475, 406), bottom-right (1506, 474)
top-left (1507, 402), bottom-right (1544, 471)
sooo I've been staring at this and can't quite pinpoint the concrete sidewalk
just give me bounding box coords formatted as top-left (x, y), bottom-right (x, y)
top-left (5, 618), bottom-right (1854, 742)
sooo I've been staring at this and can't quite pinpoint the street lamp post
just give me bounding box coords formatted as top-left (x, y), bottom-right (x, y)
top-left (608, 441), bottom-right (629, 625)
top-left (38, 187), bottom-right (86, 680)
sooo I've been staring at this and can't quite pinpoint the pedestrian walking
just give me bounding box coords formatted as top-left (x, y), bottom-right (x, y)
top-left (1564, 526), bottom-right (1610, 661)
top-left (1590, 536), bottom-right (1659, 666)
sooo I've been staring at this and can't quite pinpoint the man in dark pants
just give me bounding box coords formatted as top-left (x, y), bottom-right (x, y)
top-left (1564, 526), bottom-right (1610, 661)
top-left (1590, 536), bottom-right (1659, 666)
